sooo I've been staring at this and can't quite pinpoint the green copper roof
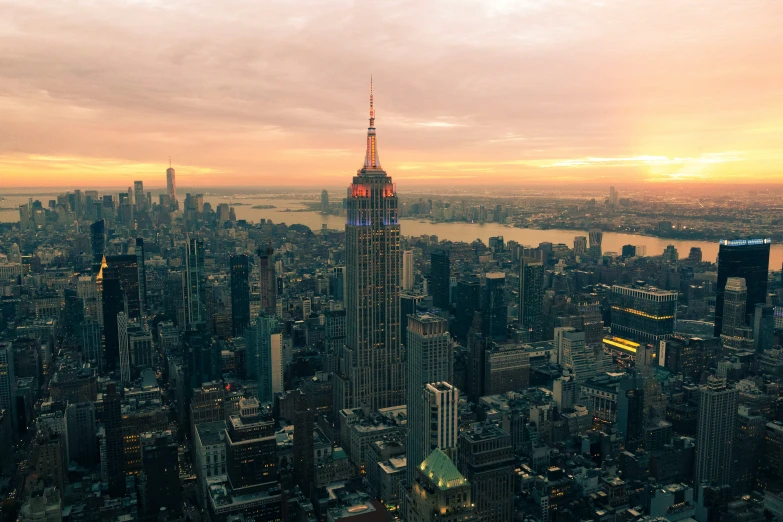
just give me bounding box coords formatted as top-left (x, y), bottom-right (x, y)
top-left (419, 449), bottom-right (467, 491)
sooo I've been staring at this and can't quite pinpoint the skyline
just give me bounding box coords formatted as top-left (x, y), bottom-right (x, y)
top-left (3, 1), bottom-right (783, 187)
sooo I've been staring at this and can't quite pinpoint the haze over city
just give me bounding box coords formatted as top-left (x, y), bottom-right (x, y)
top-left (3, 0), bottom-right (783, 187)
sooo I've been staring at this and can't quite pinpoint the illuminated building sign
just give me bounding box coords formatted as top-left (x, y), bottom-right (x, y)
top-left (719, 238), bottom-right (771, 246)
top-left (603, 336), bottom-right (639, 354)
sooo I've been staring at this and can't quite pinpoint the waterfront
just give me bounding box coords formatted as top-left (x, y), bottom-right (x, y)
top-left (2, 192), bottom-right (782, 268)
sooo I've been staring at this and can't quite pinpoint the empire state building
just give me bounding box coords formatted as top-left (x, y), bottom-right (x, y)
top-left (335, 81), bottom-right (405, 411)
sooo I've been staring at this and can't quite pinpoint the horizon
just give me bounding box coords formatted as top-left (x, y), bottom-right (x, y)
top-left (3, 1), bottom-right (783, 188)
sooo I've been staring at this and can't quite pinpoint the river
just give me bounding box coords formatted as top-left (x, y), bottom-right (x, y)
top-left (2, 192), bottom-right (781, 267)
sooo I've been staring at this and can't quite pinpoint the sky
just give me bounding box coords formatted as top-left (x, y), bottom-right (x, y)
top-left (1, 0), bottom-right (783, 189)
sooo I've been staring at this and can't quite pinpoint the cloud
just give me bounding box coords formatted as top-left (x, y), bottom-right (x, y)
top-left (0, 0), bottom-right (782, 186)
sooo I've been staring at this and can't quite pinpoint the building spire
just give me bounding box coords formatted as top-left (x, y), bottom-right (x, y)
top-left (364, 76), bottom-right (381, 169)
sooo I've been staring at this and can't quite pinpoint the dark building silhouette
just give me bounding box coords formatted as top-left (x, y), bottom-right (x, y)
top-left (258, 245), bottom-right (277, 315)
top-left (140, 431), bottom-right (182, 517)
top-left (90, 219), bottom-right (105, 273)
top-left (293, 391), bottom-right (315, 496)
top-left (617, 373), bottom-right (644, 451)
top-left (520, 259), bottom-right (544, 342)
top-left (135, 238), bottom-right (147, 316)
top-left (101, 278), bottom-right (124, 371)
top-left (230, 254), bottom-right (251, 337)
top-left (105, 255), bottom-right (141, 319)
top-left (621, 244), bottom-right (636, 258)
top-left (458, 424), bottom-right (514, 522)
top-left (400, 293), bottom-right (425, 348)
top-left (184, 236), bottom-right (205, 327)
top-left (454, 276), bottom-right (481, 343)
top-left (482, 273), bottom-right (506, 340)
top-left (430, 249), bottom-right (451, 309)
top-left (104, 383), bottom-right (125, 498)
top-left (714, 239), bottom-right (770, 337)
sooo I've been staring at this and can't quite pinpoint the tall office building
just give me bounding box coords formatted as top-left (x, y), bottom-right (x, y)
top-left (695, 378), bottom-right (738, 488)
top-left (292, 391), bottom-right (315, 496)
top-left (166, 164), bottom-right (177, 206)
top-left (609, 185), bottom-right (618, 207)
top-left (402, 250), bottom-right (414, 291)
top-left (588, 229), bottom-right (603, 259)
top-left (230, 254), bottom-right (250, 337)
top-left (135, 238), bottom-right (147, 316)
top-left (117, 312), bottom-right (131, 384)
top-left (0, 343), bottom-right (15, 435)
top-left (715, 238), bottom-right (771, 337)
top-left (482, 272), bottom-right (507, 340)
top-left (455, 276), bottom-right (481, 342)
top-left (336, 81), bottom-right (405, 411)
top-left (65, 402), bottom-right (97, 468)
top-left (245, 315), bottom-right (283, 404)
top-left (520, 259), bottom-right (544, 342)
top-left (104, 255), bottom-right (141, 319)
top-left (140, 431), bottom-right (181, 517)
top-left (610, 285), bottom-right (677, 342)
top-left (753, 304), bottom-right (775, 352)
top-left (258, 245), bottom-right (277, 315)
top-left (720, 277), bottom-right (753, 349)
top-left (458, 424), bottom-right (514, 522)
top-left (104, 383), bottom-right (125, 497)
top-left (90, 219), bottom-right (105, 274)
top-left (320, 189), bottom-right (329, 213)
top-left (225, 397), bottom-right (277, 491)
top-left (430, 249), bottom-right (451, 309)
top-left (406, 313), bottom-right (453, 485)
top-left (101, 277), bottom-right (124, 371)
top-left (617, 373), bottom-right (645, 451)
top-left (573, 236), bottom-right (587, 257)
top-left (133, 181), bottom-right (144, 210)
top-left (184, 236), bottom-right (205, 327)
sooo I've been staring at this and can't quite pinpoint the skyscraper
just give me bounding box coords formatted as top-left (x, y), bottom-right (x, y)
top-left (0, 343), bottom-right (15, 435)
top-left (520, 258), bottom-right (544, 342)
top-left (406, 313), bottom-right (453, 485)
top-left (458, 424), bottom-right (515, 522)
top-left (753, 304), bottom-right (775, 352)
top-left (454, 276), bottom-right (481, 342)
top-left (257, 245), bottom-right (277, 316)
top-left (402, 250), bottom-right (414, 291)
top-left (714, 238), bottom-right (771, 336)
top-left (166, 164), bottom-right (177, 207)
top-left (482, 272), bottom-right (507, 340)
top-left (104, 254), bottom-right (141, 320)
top-left (135, 238), bottom-right (147, 316)
top-left (133, 181), bottom-right (144, 210)
top-left (336, 82), bottom-right (405, 412)
top-left (573, 236), bottom-right (587, 257)
top-left (246, 315), bottom-right (283, 404)
top-left (320, 189), bottom-right (329, 213)
top-left (184, 236), bottom-right (204, 328)
top-left (695, 378), bottom-right (738, 487)
top-left (719, 277), bottom-right (753, 349)
top-left (588, 229), bottom-right (603, 260)
top-left (230, 254), bottom-right (250, 337)
top-left (104, 382), bottom-right (126, 497)
top-left (118, 312), bottom-right (130, 384)
top-left (430, 249), bottom-right (451, 309)
top-left (90, 219), bottom-right (105, 274)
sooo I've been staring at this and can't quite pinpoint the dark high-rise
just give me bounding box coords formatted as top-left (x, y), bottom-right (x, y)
top-left (430, 249), bottom-right (451, 309)
top-left (101, 277), bottom-right (124, 371)
top-left (90, 219), bottom-right (105, 273)
top-left (482, 272), bottom-right (506, 340)
top-left (140, 431), bottom-right (181, 517)
top-left (258, 245), bottom-right (277, 315)
top-left (104, 383), bottom-right (125, 497)
top-left (714, 239), bottom-right (771, 337)
top-left (520, 259), bottom-right (544, 342)
top-left (135, 238), bottom-right (147, 316)
top-left (230, 254), bottom-right (250, 337)
top-left (104, 255), bottom-right (141, 320)
top-left (184, 236), bottom-right (205, 327)
top-left (455, 276), bottom-right (481, 342)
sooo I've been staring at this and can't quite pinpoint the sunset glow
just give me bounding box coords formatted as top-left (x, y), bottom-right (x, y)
top-left (2, 0), bottom-right (782, 187)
